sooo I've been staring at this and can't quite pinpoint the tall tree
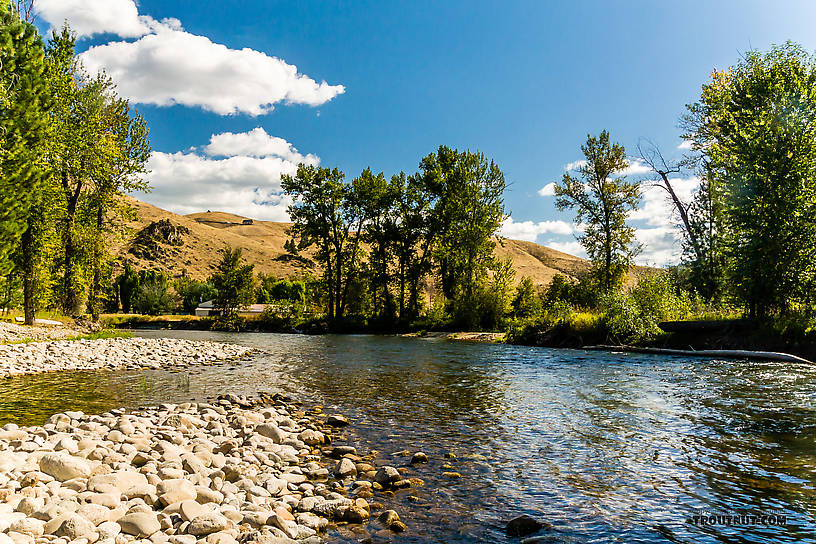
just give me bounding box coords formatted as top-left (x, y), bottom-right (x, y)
top-left (683, 42), bottom-right (816, 317)
top-left (555, 130), bottom-right (641, 292)
top-left (0, 2), bottom-right (51, 324)
top-left (392, 171), bottom-right (435, 319)
top-left (420, 145), bottom-right (506, 318)
top-left (282, 165), bottom-right (368, 320)
top-left (355, 168), bottom-right (399, 319)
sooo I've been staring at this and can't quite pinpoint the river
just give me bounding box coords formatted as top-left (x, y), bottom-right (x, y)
top-left (1, 331), bottom-right (814, 543)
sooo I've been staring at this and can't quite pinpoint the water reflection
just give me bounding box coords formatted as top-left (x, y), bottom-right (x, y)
top-left (0, 331), bottom-right (814, 543)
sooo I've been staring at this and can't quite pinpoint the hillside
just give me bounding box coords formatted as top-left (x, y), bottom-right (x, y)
top-left (115, 196), bottom-right (607, 286)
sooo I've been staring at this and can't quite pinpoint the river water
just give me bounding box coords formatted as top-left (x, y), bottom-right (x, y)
top-left (1, 331), bottom-right (814, 543)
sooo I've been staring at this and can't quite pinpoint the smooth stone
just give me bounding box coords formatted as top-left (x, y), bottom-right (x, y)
top-left (118, 512), bottom-right (161, 538)
top-left (187, 514), bottom-right (229, 536)
top-left (178, 500), bottom-right (206, 523)
top-left (506, 515), bottom-right (545, 537)
top-left (39, 453), bottom-right (92, 482)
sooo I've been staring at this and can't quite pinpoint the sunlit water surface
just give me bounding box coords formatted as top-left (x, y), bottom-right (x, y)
top-left (1, 331), bottom-right (814, 543)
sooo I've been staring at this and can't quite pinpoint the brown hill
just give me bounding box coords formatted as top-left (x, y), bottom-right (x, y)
top-left (115, 196), bottom-right (639, 287)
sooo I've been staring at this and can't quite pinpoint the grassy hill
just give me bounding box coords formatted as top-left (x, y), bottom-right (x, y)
top-left (115, 196), bottom-right (634, 287)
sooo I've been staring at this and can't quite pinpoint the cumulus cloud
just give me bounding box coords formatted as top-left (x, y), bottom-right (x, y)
top-left (631, 176), bottom-right (699, 227)
top-left (35, 0), bottom-right (155, 37)
top-left (499, 217), bottom-right (574, 242)
top-left (135, 130), bottom-right (318, 221)
top-left (678, 140), bottom-right (693, 150)
top-left (204, 127), bottom-right (317, 164)
top-left (564, 160), bottom-right (587, 171)
top-left (537, 182), bottom-right (556, 197)
top-left (80, 24), bottom-right (345, 115)
top-left (635, 226), bottom-right (682, 266)
top-left (42, 0), bottom-right (345, 115)
top-left (544, 239), bottom-right (587, 259)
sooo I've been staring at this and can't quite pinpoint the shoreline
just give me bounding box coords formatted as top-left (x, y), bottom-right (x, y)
top-left (0, 337), bottom-right (253, 379)
top-left (0, 392), bottom-right (412, 544)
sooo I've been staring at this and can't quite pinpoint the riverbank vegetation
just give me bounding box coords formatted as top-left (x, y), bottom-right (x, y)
top-left (1, 2), bottom-right (814, 356)
top-left (0, 5), bottom-right (150, 325)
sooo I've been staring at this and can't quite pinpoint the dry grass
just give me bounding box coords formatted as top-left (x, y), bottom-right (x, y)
top-left (115, 196), bottom-right (655, 287)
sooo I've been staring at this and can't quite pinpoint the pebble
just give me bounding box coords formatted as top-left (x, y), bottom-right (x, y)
top-left (0, 337), bottom-right (252, 378)
top-left (0, 391), bottom-right (412, 544)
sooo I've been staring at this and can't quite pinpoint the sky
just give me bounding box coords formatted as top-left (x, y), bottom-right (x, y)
top-left (31, 0), bottom-right (816, 266)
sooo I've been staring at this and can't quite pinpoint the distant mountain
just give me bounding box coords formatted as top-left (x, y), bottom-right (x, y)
top-left (116, 196), bottom-right (651, 286)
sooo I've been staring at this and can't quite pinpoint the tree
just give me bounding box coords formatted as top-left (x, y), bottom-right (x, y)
top-left (355, 168), bottom-right (399, 320)
top-left (392, 171), bottom-right (435, 319)
top-left (282, 165), bottom-right (367, 320)
top-left (555, 131), bottom-right (641, 292)
top-left (0, 2), bottom-right (51, 324)
top-left (210, 246), bottom-right (255, 318)
top-left (512, 277), bottom-right (542, 320)
top-left (683, 42), bottom-right (816, 317)
top-left (420, 146), bottom-right (506, 319)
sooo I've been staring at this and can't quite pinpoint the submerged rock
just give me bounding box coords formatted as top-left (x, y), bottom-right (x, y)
top-left (506, 514), bottom-right (547, 537)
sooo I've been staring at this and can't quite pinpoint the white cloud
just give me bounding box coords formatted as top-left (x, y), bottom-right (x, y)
top-left (204, 127), bottom-right (317, 164)
top-left (564, 160), bottom-right (587, 172)
top-left (635, 226), bottom-right (682, 266)
top-left (135, 130), bottom-right (319, 221)
top-left (631, 176), bottom-right (700, 226)
top-left (537, 182), bottom-right (556, 197)
top-left (619, 159), bottom-right (652, 177)
top-left (544, 239), bottom-right (587, 259)
top-left (48, 1), bottom-right (345, 116)
top-left (499, 217), bottom-right (574, 242)
top-left (678, 140), bottom-right (693, 150)
top-left (79, 23), bottom-right (345, 115)
top-left (35, 0), bottom-right (154, 38)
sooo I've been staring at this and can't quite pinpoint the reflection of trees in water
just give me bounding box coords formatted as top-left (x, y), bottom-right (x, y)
top-left (663, 359), bottom-right (816, 527)
top-left (278, 337), bottom-right (511, 443)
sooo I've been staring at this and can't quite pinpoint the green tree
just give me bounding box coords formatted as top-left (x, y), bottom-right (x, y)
top-left (0, 2), bottom-right (51, 324)
top-left (209, 246), bottom-right (255, 317)
top-left (420, 145), bottom-right (506, 321)
top-left (175, 275), bottom-right (217, 315)
top-left (355, 168), bottom-right (399, 320)
top-left (555, 130), bottom-right (641, 292)
top-left (392, 171), bottom-right (435, 319)
top-left (512, 276), bottom-right (542, 320)
top-left (683, 42), bottom-right (816, 318)
top-left (282, 165), bottom-right (367, 320)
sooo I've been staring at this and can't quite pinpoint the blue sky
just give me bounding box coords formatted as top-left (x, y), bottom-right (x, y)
top-left (33, 0), bottom-right (816, 265)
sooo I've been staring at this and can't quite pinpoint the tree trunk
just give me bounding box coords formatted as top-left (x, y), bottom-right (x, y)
top-left (21, 223), bottom-right (35, 326)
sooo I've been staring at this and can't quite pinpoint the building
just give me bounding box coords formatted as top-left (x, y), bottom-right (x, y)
top-left (194, 300), bottom-right (271, 317)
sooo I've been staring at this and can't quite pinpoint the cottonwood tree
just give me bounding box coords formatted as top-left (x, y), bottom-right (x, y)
top-left (282, 165), bottom-right (368, 320)
top-left (420, 145), bottom-right (506, 324)
top-left (683, 42), bottom-right (816, 318)
top-left (555, 130), bottom-right (641, 292)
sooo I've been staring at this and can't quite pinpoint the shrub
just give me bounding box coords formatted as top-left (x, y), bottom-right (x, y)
top-left (131, 283), bottom-right (175, 316)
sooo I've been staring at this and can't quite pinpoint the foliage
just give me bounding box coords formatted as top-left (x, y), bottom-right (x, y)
top-left (130, 271), bottom-right (174, 316)
top-left (511, 277), bottom-right (542, 321)
top-left (209, 246), bottom-right (254, 317)
top-left (683, 42), bottom-right (816, 318)
top-left (555, 131), bottom-right (641, 292)
top-left (175, 275), bottom-right (217, 315)
top-left (601, 274), bottom-right (692, 342)
top-left (420, 146), bottom-right (507, 319)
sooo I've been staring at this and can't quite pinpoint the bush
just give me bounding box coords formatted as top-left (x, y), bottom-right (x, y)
top-left (600, 274), bottom-right (693, 342)
top-left (131, 283), bottom-right (175, 316)
top-left (175, 277), bottom-right (217, 315)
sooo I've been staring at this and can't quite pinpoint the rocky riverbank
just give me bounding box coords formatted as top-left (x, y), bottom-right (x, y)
top-left (0, 393), bottom-right (412, 544)
top-left (0, 338), bottom-right (253, 378)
